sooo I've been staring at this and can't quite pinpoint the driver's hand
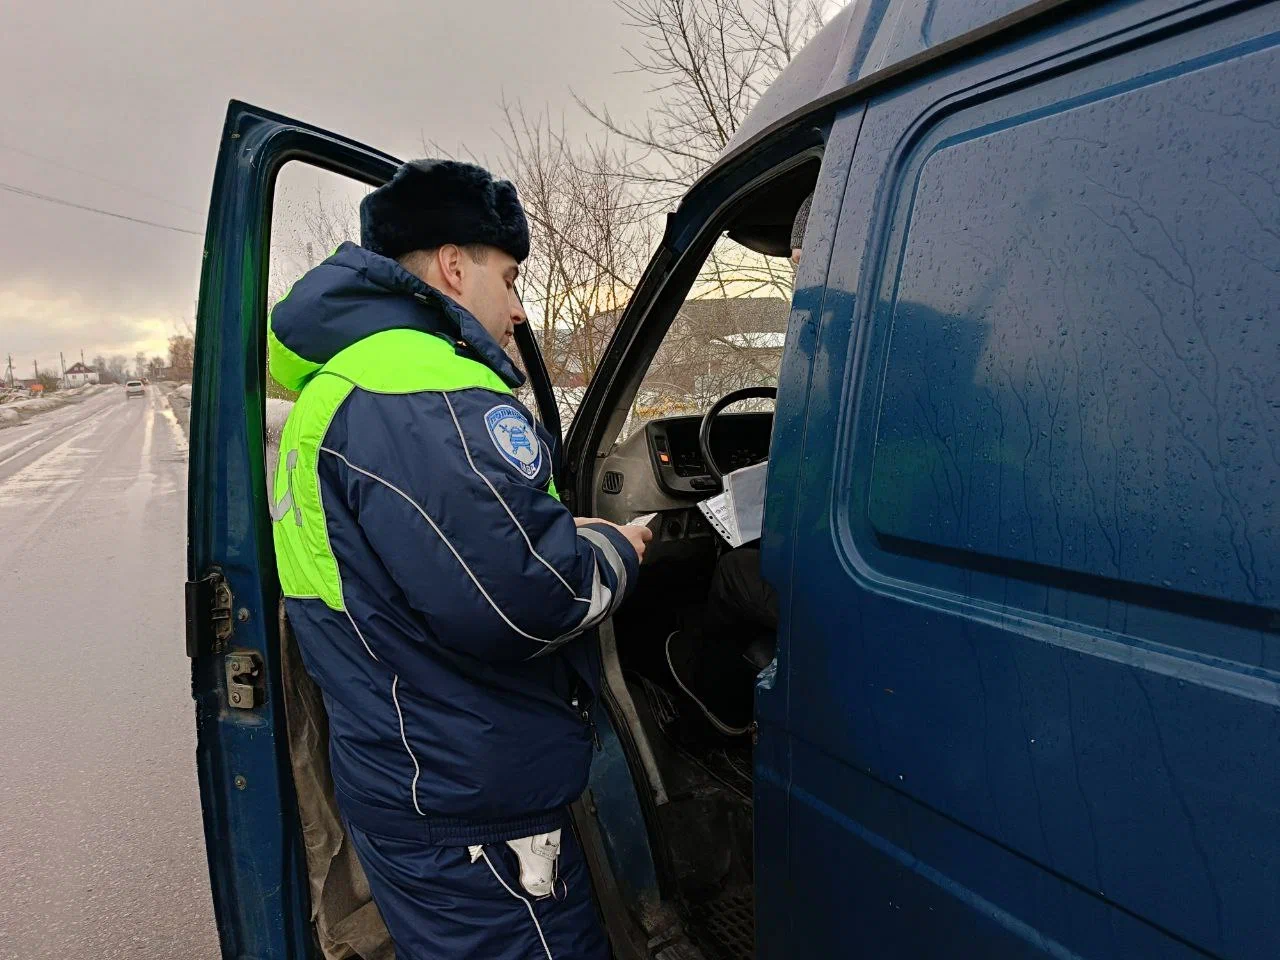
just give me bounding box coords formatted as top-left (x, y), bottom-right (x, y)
top-left (575, 517), bottom-right (653, 563)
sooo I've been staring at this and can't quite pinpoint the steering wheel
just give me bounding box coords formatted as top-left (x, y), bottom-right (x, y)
top-left (697, 386), bottom-right (778, 490)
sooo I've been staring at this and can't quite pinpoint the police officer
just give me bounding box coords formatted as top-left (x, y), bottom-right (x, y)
top-left (268, 159), bottom-right (651, 960)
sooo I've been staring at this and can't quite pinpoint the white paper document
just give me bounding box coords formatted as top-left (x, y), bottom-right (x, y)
top-left (696, 460), bottom-right (767, 548)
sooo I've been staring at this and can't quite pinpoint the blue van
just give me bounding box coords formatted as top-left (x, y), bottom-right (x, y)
top-left (187, 2), bottom-right (1279, 957)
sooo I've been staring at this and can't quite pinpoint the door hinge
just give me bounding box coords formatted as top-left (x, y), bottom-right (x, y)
top-left (185, 570), bottom-right (234, 658)
top-left (225, 651), bottom-right (264, 709)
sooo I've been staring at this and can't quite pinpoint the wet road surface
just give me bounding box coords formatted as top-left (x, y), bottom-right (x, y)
top-left (0, 387), bottom-right (219, 959)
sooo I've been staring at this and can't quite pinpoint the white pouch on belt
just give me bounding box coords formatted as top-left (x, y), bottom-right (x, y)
top-left (503, 829), bottom-right (562, 898)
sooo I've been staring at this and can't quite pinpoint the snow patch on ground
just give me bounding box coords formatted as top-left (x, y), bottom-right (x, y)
top-left (160, 385), bottom-right (292, 453)
top-left (160, 383), bottom-right (192, 436)
top-left (265, 398), bottom-right (293, 445)
top-left (0, 384), bottom-right (111, 430)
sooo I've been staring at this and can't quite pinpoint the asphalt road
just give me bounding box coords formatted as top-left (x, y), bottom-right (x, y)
top-left (0, 387), bottom-right (220, 959)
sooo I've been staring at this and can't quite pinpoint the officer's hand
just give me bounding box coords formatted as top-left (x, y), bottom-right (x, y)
top-left (574, 517), bottom-right (653, 563)
top-left (615, 521), bottom-right (653, 563)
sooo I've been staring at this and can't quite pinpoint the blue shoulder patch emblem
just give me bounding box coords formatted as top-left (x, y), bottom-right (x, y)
top-left (485, 405), bottom-right (543, 479)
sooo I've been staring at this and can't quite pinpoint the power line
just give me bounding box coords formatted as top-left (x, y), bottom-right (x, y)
top-left (0, 180), bottom-right (203, 236)
top-left (0, 140), bottom-right (204, 216)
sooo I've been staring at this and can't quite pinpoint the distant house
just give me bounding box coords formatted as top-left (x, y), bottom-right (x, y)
top-left (547, 296), bottom-right (791, 390)
top-left (63, 362), bottom-right (99, 387)
top-left (528, 296), bottom-right (790, 431)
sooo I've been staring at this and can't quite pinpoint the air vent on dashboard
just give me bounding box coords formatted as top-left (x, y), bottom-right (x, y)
top-left (601, 471), bottom-right (625, 495)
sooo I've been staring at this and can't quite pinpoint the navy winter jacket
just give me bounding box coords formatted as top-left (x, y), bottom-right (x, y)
top-left (268, 242), bottom-right (638, 844)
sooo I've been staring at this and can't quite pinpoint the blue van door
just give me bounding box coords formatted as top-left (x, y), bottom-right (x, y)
top-left (188, 102), bottom-right (399, 960)
top-left (764, 2), bottom-right (1278, 957)
top-left (188, 101), bottom-right (574, 958)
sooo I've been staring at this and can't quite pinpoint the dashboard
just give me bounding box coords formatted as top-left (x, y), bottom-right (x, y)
top-left (596, 411), bottom-right (773, 518)
top-left (645, 412), bottom-right (773, 496)
top-left (593, 412), bottom-right (773, 556)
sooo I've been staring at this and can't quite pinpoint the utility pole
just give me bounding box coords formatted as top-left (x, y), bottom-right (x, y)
top-left (60, 351), bottom-right (67, 386)
top-left (4, 354), bottom-right (13, 387)
top-left (33, 360), bottom-right (39, 379)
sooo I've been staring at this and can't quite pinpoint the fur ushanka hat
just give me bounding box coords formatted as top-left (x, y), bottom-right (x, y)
top-left (360, 159), bottom-right (530, 263)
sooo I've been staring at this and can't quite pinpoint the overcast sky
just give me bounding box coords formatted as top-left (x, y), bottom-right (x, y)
top-left (1, 0), bottom-right (661, 377)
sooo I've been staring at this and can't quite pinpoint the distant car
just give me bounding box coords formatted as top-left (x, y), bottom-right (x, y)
top-left (125, 380), bottom-right (145, 398)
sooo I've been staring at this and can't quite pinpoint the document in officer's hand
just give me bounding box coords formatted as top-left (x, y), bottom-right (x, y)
top-left (697, 460), bottom-right (767, 548)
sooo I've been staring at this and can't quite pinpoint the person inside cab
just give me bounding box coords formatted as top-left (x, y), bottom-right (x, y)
top-left (665, 192), bottom-right (812, 735)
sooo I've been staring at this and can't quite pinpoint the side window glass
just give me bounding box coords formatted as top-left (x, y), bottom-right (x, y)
top-left (265, 162), bottom-right (370, 467)
top-left (268, 161), bottom-right (369, 376)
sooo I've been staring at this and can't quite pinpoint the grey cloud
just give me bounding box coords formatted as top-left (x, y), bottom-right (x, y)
top-left (1, 0), bottom-right (650, 372)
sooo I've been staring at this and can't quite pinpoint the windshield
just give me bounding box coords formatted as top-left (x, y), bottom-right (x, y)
top-left (624, 233), bottom-right (791, 437)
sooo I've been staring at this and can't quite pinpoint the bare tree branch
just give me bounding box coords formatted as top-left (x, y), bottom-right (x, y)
top-left (582, 0), bottom-right (826, 192)
top-left (263, 2), bottom-right (827, 423)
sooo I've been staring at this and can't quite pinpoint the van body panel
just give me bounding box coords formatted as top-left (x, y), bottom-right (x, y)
top-left (764, 2), bottom-right (1279, 956)
top-left (721, 0), bottom-right (1085, 156)
top-left (753, 97), bottom-right (866, 960)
